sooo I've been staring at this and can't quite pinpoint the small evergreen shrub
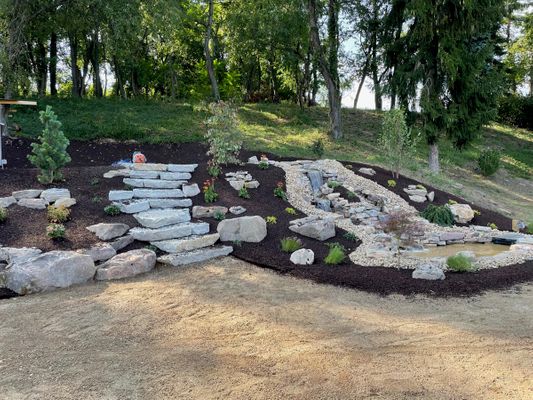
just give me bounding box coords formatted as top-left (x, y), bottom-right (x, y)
top-left (213, 211), bottom-right (225, 221)
top-left (91, 195), bottom-right (103, 204)
top-left (285, 207), bottom-right (297, 215)
top-left (446, 254), bottom-right (474, 272)
top-left (90, 177), bottom-right (100, 186)
top-left (280, 237), bottom-right (303, 253)
top-left (421, 204), bottom-right (454, 226)
top-left (327, 180), bottom-right (341, 189)
top-left (310, 138), bottom-right (325, 158)
top-left (46, 223), bottom-right (66, 240)
top-left (347, 191), bottom-right (357, 199)
top-left (265, 216), bottom-right (277, 224)
top-left (258, 160), bottom-right (269, 170)
top-left (343, 232), bottom-right (358, 241)
top-left (324, 244), bottom-right (346, 265)
top-left (478, 149), bottom-right (500, 176)
top-left (0, 207), bottom-right (7, 223)
top-left (387, 179), bottom-right (397, 187)
top-left (47, 205), bottom-right (71, 223)
top-left (104, 204), bottom-right (121, 216)
top-left (27, 106), bottom-right (71, 184)
top-left (238, 186), bottom-right (250, 199)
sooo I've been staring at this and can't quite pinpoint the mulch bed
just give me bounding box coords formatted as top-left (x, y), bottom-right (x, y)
top-left (1, 137), bottom-right (532, 298)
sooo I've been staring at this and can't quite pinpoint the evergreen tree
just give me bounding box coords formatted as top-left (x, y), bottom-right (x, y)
top-left (28, 106), bottom-right (71, 184)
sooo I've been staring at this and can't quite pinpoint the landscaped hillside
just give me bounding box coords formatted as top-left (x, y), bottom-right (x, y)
top-left (9, 98), bottom-right (533, 221)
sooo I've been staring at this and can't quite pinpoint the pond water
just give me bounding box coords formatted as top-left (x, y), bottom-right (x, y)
top-left (416, 243), bottom-right (510, 258)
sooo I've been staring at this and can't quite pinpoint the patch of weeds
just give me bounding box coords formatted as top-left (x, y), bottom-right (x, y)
top-left (90, 177), bottom-right (101, 186)
top-left (310, 138), bottom-right (325, 158)
top-left (280, 237), bottom-right (303, 253)
top-left (145, 244), bottom-right (159, 252)
top-left (447, 199), bottom-right (458, 205)
top-left (416, 184), bottom-right (426, 190)
top-left (46, 223), bottom-right (66, 240)
top-left (327, 180), bottom-right (341, 189)
top-left (345, 164), bottom-right (353, 169)
top-left (473, 209), bottom-right (481, 217)
top-left (488, 222), bottom-right (498, 230)
top-left (285, 207), bottom-right (297, 215)
top-left (265, 216), bottom-right (277, 224)
top-left (92, 195), bottom-right (103, 204)
top-left (207, 160), bottom-right (221, 178)
top-left (238, 186), bottom-right (251, 199)
top-left (478, 149), bottom-right (500, 176)
top-left (47, 205), bottom-right (71, 223)
top-left (274, 181), bottom-right (287, 201)
top-left (104, 204), bottom-right (121, 216)
top-left (446, 254), bottom-right (475, 272)
top-left (324, 243), bottom-right (346, 265)
top-left (124, 184), bottom-right (133, 190)
top-left (347, 191), bottom-right (357, 200)
top-left (343, 232), bottom-right (359, 242)
top-left (387, 179), bottom-right (397, 187)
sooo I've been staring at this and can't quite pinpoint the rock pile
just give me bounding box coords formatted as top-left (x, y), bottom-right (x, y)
top-left (1, 188), bottom-right (75, 210)
top-left (225, 171), bottom-right (260, 191)
top-left (403, 185), bottom-right (435, 203)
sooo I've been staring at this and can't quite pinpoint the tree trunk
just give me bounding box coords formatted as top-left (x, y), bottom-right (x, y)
top-left (428, 143), bottom-right (440, 173)
top-left (36, 40), bottom-right (47, 97)
top-left (308, 0), bottom-right (342, 139)
top-left (69, 34), bottom-right (82, 97)
top-left (353, 59), bottom-right (369, 109)
top-left (204, 0), bottom-right (220, 101)
top-left (90, 31), bottom-right (103, 97)
top-left (50, 32), bottom-right (57, 96)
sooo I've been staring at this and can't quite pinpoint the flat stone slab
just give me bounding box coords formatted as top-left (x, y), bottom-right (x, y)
top-left (131, 163), bottom-right (167, 171)
top-left (133, 208), bottom-right (191, 228)
top-left (115, 200), bottom-right (151, 214)
top-left (12, 189), bottom-right (42, 200)
top-left (149, 199), bottom-right (193, 209)
top-left (110, 234), bottom-right (135, 251)
top-left (0, 247), bottom-right (42, 264)
top-left (229, 206), bottom-right (246, 215)
top-left (78, 243), bottom-right (117, 262)
top-left (157, 245), bottom-right (233, 266)
top-left (0, 196), bottom-right (17, 208)
top-left (151, 233), bottom-right (220, 253)
top-left (96, 249), bottom-right (156, 281)
top-left (132, 189), bottom-right (185, 198)
top-left (103, 169), bottom-right (131, 179)
top-left (87, 223), bottom-right (130, 241)
top-left (54, 198), bottom-right (77, 208)
top-left (129, 222), bottom-right (209, 242)
top-left (40, 188), bottom-right (71, 203)
top-left (123, 178), bottom-right (184, 189)
top-left (129, 170), bottom-right (160, 179)
top-left (159, 172), bottom-right (192, 181)
top-left (182, 184), bottom-right (200, 197)
top-left (17, 198), bottom-right (47, 210)
top-left (167, 164), bottom-right (198, 173)
top-left (109, 190), bottom-right (134, 201)
top-left (192, 206), bottom-right (228, 218)
top-left (289, 216), bottom-right (336, 241)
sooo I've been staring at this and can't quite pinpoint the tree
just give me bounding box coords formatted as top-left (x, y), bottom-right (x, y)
top-left (204, 0), bottom-right (220, 101)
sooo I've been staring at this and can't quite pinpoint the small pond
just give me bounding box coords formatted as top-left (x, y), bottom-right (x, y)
top-left (416, 243), bottom-right (510, 258)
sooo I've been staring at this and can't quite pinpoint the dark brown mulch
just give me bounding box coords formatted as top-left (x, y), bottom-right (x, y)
top-left (1, 137), bottom-right (532, 298)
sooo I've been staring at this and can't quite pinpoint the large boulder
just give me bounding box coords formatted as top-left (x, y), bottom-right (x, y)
top-left (289, 216), bottom-right (336, 241)
top-left (0, 196), bottom-right (16, 208)
top-left (5, 251), bottom-right (96, 294)
top-left (217, 216), bottom-right (267, 243)
top-left (86, 223), bottom-right (130, 241)
top-left (78, 243), bottom-right (117, 262)
top-left (12, 189), bottom-right (42, 200)
top-left (412, 263), bottom-right (445, 281)
top-left (95, 249), bottom-right (156, 281)
top-left (40, 188), bottom-right (71, 203)
top-left (290, 249), bottom-right (315, 265)
top-left (0, 247), bottom-right (42, 264)
top-left (448, 204), bottom-right (475, 224)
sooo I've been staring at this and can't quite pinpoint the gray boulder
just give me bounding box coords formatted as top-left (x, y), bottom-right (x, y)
top-left (86, 223), bottom-right (130, 241)
top-left (6, 251), bottom-right (96, 294)
top-left (192, 206), bottom-right (228, 218)
top-left (0, 247), bottom-right (42, 264)
top-left (12, 189), bottom-right (42, 200)
top-left (78, 243), bottom-right (117, 262)
top-left (95, 249), bottom-right (156, 281)
top-left (412, 264), bottom-right (445, 280)
top-left (40, 188), bottom-right (71, 203)
top-left (289, 216), bottom-right (336, 241)
top-left (110, 234), bottom-right (135, 251)
top-left (0, 196), bottom-right (16, 208)
top-left (151, 233), bottom-right (220, 253)
top-left (129, 222), bottom-right (209, 242)
top-left (217, 216), bottom-right (267, 243)
top-left (167, 164), bottom-right (198, 173)
top-left (133, 208), bottom-right (191, 228)
top-left (158, 246), bottom-right (233, 266)
top-left (17, 198), bottom-right (47, 210)
top-left (54, 198), bottom-right (77, 208)
top-left (290, 249), bottom-right (315, 265)
top-left (448, 203), bottom-right (475, 224)
top-left (229, 206), bottom-right (246, 215)
top-left (108, 190), bottom-right (134, 201)
top-left (359, 167), bottom-right (376, 176)
top-left (148, 199), bottom-right (192, 209)
top-left (182, 183), bottom-right (200, 197)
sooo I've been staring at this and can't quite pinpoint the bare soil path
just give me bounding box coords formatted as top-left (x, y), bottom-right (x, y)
top-left (1, 257), bottom-right (532, 400)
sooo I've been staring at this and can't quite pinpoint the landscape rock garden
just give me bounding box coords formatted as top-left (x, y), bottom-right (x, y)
top-left (1, 137), bottom-right (532, 298)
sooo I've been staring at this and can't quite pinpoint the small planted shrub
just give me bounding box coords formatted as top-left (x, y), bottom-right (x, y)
top-left (47, 205), bottom-right (71, 223)
top-left (0, 207), bottom-right (7, 223)
top-left (473, 209), bottom-right (481, 217)
top-left (203, 179), bottom-right (218, 203)
top-left (324, 243), bottom-right (346, 265)
top-left (207, 160), bottom-right (221, 178)
top-left (205, 101), bottom-right (242, 166)
top-left (310, 138), bottom-right (325, 159)
top-left (280, 237), bottom-right (303, 253)
top-left (327, 180), bottom-right (341, 189)
top-left (421, 204), bottom-right (454, 227)
top-left (274, 181), bottom-right (287, 201)
top-left (91, 195), bottom-right (103, 204)
top-left (258, 160), bottom-right (269, 170)
top-left (343, 232), bottom-right (359, 242)
top-left (265, 216), bottom-right (277, 224)
top-left (90, 177), bottom-right (100, 186)
top-left (448, 199), bottom-right (457, 205)
top-left (285, 207), bottom-right (297, 215)
top-left (238, 186), bottom-right (250, 199)
top-left (478, 149), bottom-right (500, 176)
top-left (104, 204), bottom-right (121, 216)
top-left (46, 223), bottom-right (66, 240)
top-left (446, 254), bottom-right (474, 272)
top-left (27, 106), bottom-right (71, 184)
top-left (347, 191), bottom-right (357, 200)
top-left (213, 211), bottom-right (226, 221)
top-left (488, 222), bottom-right (498, 230)
top-left (387, 179), bottom-right (397, 188)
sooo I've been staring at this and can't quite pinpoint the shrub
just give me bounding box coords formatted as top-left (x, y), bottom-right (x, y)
top-left (379, 108), bottom-right (419, 179)
top-left (91, 195), bottom-right (103, 204)
top-left (327, 180), bottom-right (341, 189)
top-left (421, 204), bottom-right (454, 227)
top-left (285, 207), bottom-right (297, 215)
top-left (343, 232), bottom-right (359, 241)
top-left (46, 223), bottom-right (66, 240)
top-left (90, 177), bottom-right (100, 186)
top-left (310, 138), bottom-right (325, 158)
top-left (47, 205), bottom-right (71, 223)
top-left (265, 216), bottom-right (277, 224)
top-left (207, 160), bottom-right (221, 177)
top-left (347, 191), bottom-right (357, 199)
top-left (104, 204), bottom-right (121, 216)
top-left (448, 199), bottom-right (457, 205)
top-left (213, 211), bottom-right (225, 221)
top-left (258, 160), bottom-right (269, 170)
top-left (446, 254), bottom-right (474, 272)
top-left (497, 94), bottom-right (533, 130)
top-left (274, 181), bottom-right (287, 201)
top-left (478, 149), bottom-right (500, 176)
top-left (488, 222), bottom-right (498, 230)
top-left (203, 179), bottom-right (218, 203)
top-left (0, 207), bottom-right (7, 223)
top-left (387, 179), bottom-right (397, 188)
top-left (238, 186), bottom-right (250, 199)
top-left (473, 210), bottom-right (481, 217)
top-left (324, 244), bottom-right (346, 265)
top-left (205, 101), bottom-right (242, 166)
top-left (280, 237), bottom-right (303, 253)
top-left (27, 106), bottom-right (71, 184)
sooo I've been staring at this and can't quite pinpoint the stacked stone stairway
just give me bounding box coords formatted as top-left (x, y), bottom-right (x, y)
top-left (106, 163), bottom-right (233, 266)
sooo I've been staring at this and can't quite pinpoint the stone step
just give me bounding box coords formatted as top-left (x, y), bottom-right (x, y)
top-left (167, 164), bottom-right (198, 173)
top-left (124, 178), bottom-right (186, 189)
top-left (148, 198), bottom-right (192, 208)
top-left (129, 222), bottom-right (209, 242)
top-left (159, 172), bottom-right (192, 181)
top-left (157, 245), bottom-right (233, 266)
top-left (132, 189), bottom-right (186, 198)
top-left (114, 200), bottom-right (151, 214)
top-left (133, 208), bottom-right (190, 229)
top-left (151, 233), bottom-right (220, 253)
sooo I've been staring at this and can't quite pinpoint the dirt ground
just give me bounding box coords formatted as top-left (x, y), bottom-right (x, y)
top-left (0, 257), bottom-right (532, 400)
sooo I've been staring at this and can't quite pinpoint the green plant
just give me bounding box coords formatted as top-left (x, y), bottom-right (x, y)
top-left (90, 177), bottom-right (100, 186)
top-left (310, 138), bottom-right (325, 158)
top-left (203, 179), bottom-right (218, 203)
top-left (46, 223), bottom-right (66, 240)
top-left (27, 106), bottom-right (71, 184)
top-left (379, 108), bottom-right (419, 179)
top-left (446, 254), bottom-right (474, 272)
top-left (280, 237), bottom-right (303, 253)
top-left (387, 179), bottom-right (397, 187)
top-left (416, 184), bottom-right (426, 190)
top-left (327, 180), bottom-right (341, 189)
top-left (527, 222), bottom-right (533, 235)
top-left (347, 191), bottom-right (357, 199)
top-left (91, 195), bottom-right (103, 204)
top-left (421, 205), bottom-right (455, 227)
top-left (285, 207), bottom-right (297, 215)
top-left (488, 222), bottom-right (498, 230)
top-left (343, 232), bottom-right (359, 241)
top-left (232, 240), bottom-right (243, 247)
top-left (258, 160), bottom-right (269, 169)
top-left (238, 186), bottom-right (250, 199)
top-left (205, 101), bottom-right (242, 166)
top-left (274, 181), bottom-right (287, 201)
top-left (104, 204), bottom-right (121, 216)
top-left (266, 216), bottom-right (277, 224)
top-left (145, 244), bottom-right (159, 252)
top-left (447, 199), bottom-right (457, 205)
top-left (473, 209), bottom-right (481, 217)
top-left (324, 244), bottom-right (346, 265)
top-left (47, 205), bottom-right (71, 223)
top-left (214, 211), bottom-right (226, 221)
top-left (0, 207), bottom-right (7, 223)
top-left (478, 149), bottom-right (501, 176)
top-left (207, 160), bottom-right (221, 177)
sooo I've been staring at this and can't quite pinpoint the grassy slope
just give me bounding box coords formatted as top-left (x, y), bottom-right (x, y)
top-left (10, 98), bottom-right (533, 221)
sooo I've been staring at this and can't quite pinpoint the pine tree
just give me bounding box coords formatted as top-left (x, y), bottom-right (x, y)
top-left (28, 106), bottom-right (71, 184)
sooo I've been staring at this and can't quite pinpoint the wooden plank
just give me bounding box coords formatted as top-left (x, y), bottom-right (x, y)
top-left (0, 100), bottom-right (37, 106)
